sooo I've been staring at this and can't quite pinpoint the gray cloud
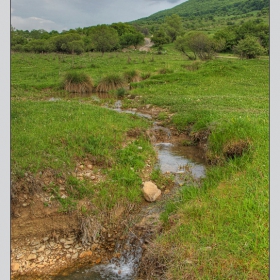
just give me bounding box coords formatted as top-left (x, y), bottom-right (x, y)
top-left (11, 0), bottom-right (186, 32)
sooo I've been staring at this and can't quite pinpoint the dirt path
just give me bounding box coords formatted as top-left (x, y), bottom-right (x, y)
top-left (139, 38), bottom-right (154, 52)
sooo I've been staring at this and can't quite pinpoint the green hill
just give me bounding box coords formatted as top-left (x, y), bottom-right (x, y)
top-left (131, 0), bottom-right (269, 28)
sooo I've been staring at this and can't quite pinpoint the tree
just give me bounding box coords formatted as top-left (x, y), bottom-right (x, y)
top-left (120, 32), bottom-right (144, 49)
top-left (151, 28), bottom-right (170, 52)
top-left (175, 32), bottom-right (216, 60)
top-left (233, 36), bottom-right (265, 59)
top-left (164, 14), bottom-right (184, 42)
top-left (92, 25), bottom-right (120, 55)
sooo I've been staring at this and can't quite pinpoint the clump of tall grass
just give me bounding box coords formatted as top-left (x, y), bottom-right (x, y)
top-left (63, 71), bottom-right (94, 94)
top-left (123, 70), bottom-right (142, 83)
top-left (96, 74), bottom-right (126, 93)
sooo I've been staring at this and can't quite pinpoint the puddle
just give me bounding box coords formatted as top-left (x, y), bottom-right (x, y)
top-left (54, 100), bottom-right (207, 280)
top-left (155, 143), bottom-right (206, 179)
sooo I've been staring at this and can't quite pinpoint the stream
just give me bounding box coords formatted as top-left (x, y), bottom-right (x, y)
top-left (54, 101), bottom-right (206, 280)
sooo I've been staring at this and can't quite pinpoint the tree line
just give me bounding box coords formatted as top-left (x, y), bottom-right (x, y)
top-left (11, 22), bottom-right (146, 54)
top-left (11, 15), bottom-right (269, 59)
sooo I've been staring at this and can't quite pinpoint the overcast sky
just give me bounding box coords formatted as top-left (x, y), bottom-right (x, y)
top-left (11, 0), bottom-right (186, 32)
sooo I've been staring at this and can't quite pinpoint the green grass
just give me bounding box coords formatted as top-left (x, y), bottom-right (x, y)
top-left (11, 46), bottom-right (268, 278)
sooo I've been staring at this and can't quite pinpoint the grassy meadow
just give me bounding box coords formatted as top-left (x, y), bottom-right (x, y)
top-left (11, 45), bottom-right (269, 279)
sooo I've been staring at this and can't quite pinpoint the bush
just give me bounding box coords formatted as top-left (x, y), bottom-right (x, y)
top-left (96, 74), bottom-right (126, 93)
top-left (63, 71), bottom-right (94, 94)
top-left (234, 36), bottom-right (265, 59)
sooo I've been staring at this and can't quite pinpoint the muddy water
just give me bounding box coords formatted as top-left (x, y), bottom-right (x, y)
top-left (54, 101), bottom-right (206, 280)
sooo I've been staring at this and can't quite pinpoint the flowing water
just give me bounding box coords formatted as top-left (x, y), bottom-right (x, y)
top-left (54, 100), bottom-right (206, 280)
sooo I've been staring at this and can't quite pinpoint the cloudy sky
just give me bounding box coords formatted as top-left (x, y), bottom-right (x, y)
top-left (11, 0), bottom-right (186, 32)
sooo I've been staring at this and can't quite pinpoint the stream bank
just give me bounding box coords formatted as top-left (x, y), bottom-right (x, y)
top-left (11, 99), bottom-right (207, 280)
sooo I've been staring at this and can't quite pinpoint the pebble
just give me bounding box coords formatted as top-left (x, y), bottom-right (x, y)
top-left (27, 254), bottom-right (37, 261)
top-left (45, 250), bottom-right (51, 255)
top-left (16, 253), bottom-right (23, 259)
top-left (38, 256), bottom-right (44, 262)
top-left (22, 203), bottom-right (28, 207)
top-left (31, 240), bottom-right (40, 246)
top-left (79, 251), bottom-right (92, 258)
top-left (43, 237), bottom-right (49, 242)
top-left (38, 245), bottom-right (45, 252)
top-left (87, 164), bottom-right (93, 170)
top-left (64, 245), bottom-right (70, 249)
top-left (65, 240), bottom-right (74, 245)
top-left (66, 254), bottom-right (71, 258)
top-left (72, 253), bottom-right (78, 259)
top-left (11, 262), bottom-right (20, 271)
top-left (60, 239), bottom-right (66, 243)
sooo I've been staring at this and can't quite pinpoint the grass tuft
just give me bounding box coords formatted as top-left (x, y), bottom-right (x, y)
top-left (123, 70), bottom-right (142, 83)
top-left (96, 74), bottom-right (126, 93)
top-left (63, 71), bottom-right (94, 94)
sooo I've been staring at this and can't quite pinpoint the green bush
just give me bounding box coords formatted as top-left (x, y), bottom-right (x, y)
top-left (234, 36), bottom-right (265, 59)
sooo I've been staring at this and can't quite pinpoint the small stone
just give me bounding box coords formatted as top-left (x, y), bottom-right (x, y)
top-left (79, 165), bottom-right (84, 169)
top-left (64, 245), bottom-right (70, 249)
top-left (45, 250), bottom-right (51, 255)
top-left (91, 244), bottom-right (99, 251)
top-left (60, 239), bottom-right (66, 243)
top-left (79, 251), bottom-right (92, 258)
top-left (65, 240), bottom-right (74, 245)
top-left (27, 254), bottom-right (37, 261)
top-left (43, 237), bottom-right (49, 242)
top-left (37, 245), bottom-right (45, 252)
top-left (142, 181), bottom-right (161, 202)
top-left (38, 256), bottom-right (44, 262)
top-left (66, 254), bottom-right (71, 258)
top-left (87, 164), bottom-right (93, 170)
top-left (16, 254), bottom-right (23, 260)
top-left (91, 176), bottom-right (96, 180)
top-left (95, 258), bottom-right (101, 264)
top-left (72, 253), bottom-right (78, 259)
top-left (11, 263), bottom-right (20, 271)
top-left (84, 172), bottom-right (91, 178)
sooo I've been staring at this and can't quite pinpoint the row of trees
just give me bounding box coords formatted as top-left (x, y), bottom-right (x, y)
top-left (151, 17), bottom-right (268, 59)
top-left (11, 15), bottom-right (268, 59)
top-left (11, 23), bottom-right (145, 54)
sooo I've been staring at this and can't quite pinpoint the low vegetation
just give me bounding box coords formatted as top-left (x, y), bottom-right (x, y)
top-left (11, 1), bottom-right (269, 278)
top-left (63, 71), bottom-right (94, 93)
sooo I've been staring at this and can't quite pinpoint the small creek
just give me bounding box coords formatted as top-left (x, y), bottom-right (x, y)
top-left (54, 100), bottom-right (206, 280)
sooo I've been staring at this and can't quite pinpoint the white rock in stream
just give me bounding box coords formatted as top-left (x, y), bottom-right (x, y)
top-left (142, 181), bottom-right (161, 202)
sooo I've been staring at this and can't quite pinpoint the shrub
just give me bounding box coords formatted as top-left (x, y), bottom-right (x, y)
top-left (63, 71), bottom-right (94, 94)
top-left (123, 70), bottom-right (141, 83)
top-left (96, 74), bottom-right (126, 93)
top-left (233, 36), bottom-right (265, 59)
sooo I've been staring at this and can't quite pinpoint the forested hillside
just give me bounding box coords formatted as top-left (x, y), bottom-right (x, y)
top-left (131, 0), bottom-right (269, 24)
